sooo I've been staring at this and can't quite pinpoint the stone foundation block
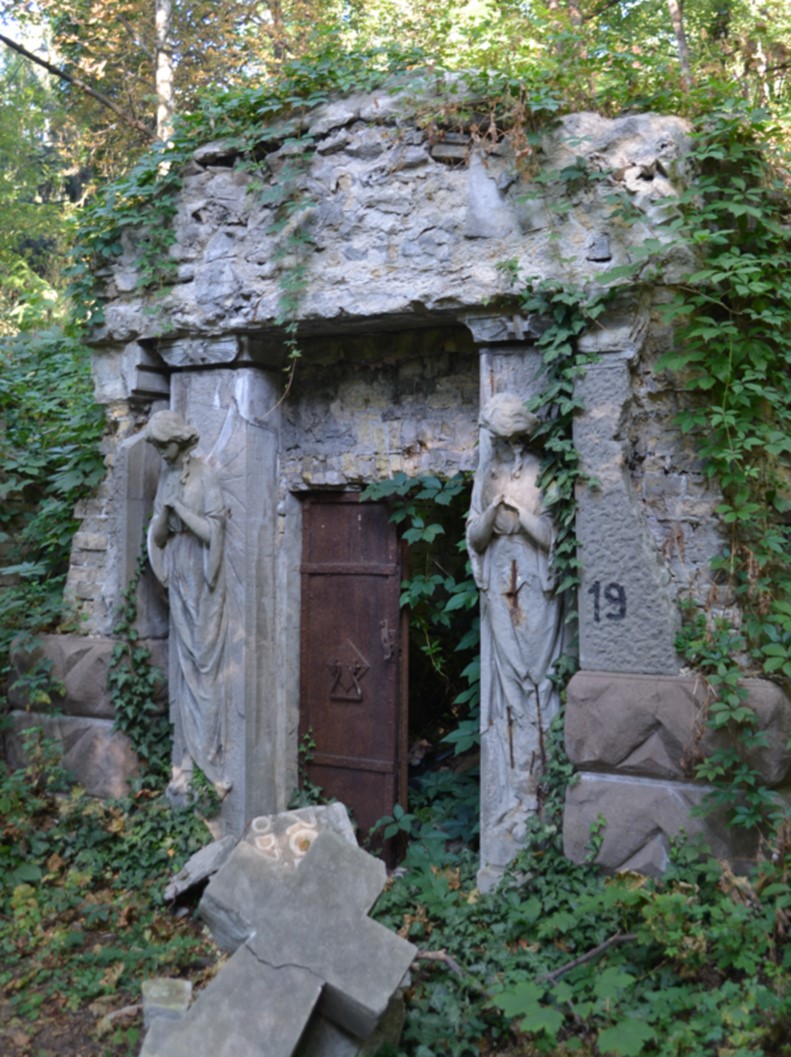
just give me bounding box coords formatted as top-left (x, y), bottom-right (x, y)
top-left (565, 670), bottom-right (791, 786)
top-left (8, 633), bottom-right (167, 719)
top-left (5, 712), bottom-right (139, 799)
top-left (563, 772), bottom-right (764, 876)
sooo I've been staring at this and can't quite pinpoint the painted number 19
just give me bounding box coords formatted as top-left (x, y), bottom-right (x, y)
top-left (588, 580), bottom-right (627, 622)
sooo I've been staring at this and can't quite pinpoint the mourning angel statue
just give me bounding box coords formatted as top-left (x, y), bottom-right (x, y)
top-left (466, 392), bottom-right (564, 888)
top-left (146, 410), bottom-right (231, 800)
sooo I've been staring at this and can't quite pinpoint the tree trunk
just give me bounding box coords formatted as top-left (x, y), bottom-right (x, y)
top-left (155, 0), bottom-right (175, 142)
top-left (666, 0), bottom-right (693, 89)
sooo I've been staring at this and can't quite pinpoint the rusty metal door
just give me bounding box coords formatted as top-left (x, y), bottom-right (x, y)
top-left (299, 493), bottom-right (407, 852)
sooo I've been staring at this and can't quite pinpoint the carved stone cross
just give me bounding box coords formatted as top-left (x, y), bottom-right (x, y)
top-left (140, 825), bottom-right (416, 1057)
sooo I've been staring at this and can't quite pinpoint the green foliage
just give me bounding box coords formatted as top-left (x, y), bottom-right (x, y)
top-left (638, 108), bottom-right (791, 833)
top-left (658, 108), bottom-right (791, 679)
top-left (288, 728), bottom-right (328, 808)
top-left (0, 326), bottom-right (105, 682)
top-left (361, 473), bottom-right (480, 751)
top-left (108, 547), bottom-right (171, 785)
top-left (508, 272), bottom-right (612, 602)
top-left (0, 48), bottom-right (72, 333)
top-left (375, 752), bottom-right (791, 1057)
top-left (0, 733), bottom-right (217, 1035)
top-left (484, 837), bottom-right (791, 1057)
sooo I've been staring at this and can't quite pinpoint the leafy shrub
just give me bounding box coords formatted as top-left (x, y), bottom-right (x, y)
top-left (0, 326), bottom-right (104, 682)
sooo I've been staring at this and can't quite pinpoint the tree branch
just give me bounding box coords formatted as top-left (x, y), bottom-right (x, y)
top-left (539, 933), bottom-right (638, 984)
top-left (584, 0), bottom-right (624, 23)
top-left (0, 32), bottom-right (157, 141)
top-left (416, 949), bottom-right (467, 977)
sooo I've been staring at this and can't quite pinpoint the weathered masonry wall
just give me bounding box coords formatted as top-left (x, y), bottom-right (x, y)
top-left (7, 86), bottom-right (790, 871)
top-left (280, 328), bottom-right (479, 490)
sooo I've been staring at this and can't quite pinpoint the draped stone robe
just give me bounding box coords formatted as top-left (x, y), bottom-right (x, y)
top-left (148, 454), bottom-right (229, 786)
top-left (467, 431), bottom-right (564, 885)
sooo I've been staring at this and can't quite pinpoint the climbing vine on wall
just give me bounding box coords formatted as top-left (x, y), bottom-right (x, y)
top-left (653, 108), bottom-right (791, 834)
top-left (107, 546), bottom-right (170, 784)
top-left (500, 268), bottom-right (612, 652)
top-left (0, 328), bottom-right (105, 688)
top-left (659, 108), bottom-right (791, 682)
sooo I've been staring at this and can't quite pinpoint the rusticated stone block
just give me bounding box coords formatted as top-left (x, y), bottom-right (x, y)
top-left (7, 633), bottom-right (167, 719)
top-left (563, 772), bottom-right (767, 876)
top-left (5, 712), bottom-right (139, 799)
top-left (565, 670), bottom-right (791, 786)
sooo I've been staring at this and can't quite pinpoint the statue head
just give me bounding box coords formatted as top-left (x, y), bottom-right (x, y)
top-left (146, 410), bottom-right (200, 454)
top-left (479, 393), bottom-right (539, 440)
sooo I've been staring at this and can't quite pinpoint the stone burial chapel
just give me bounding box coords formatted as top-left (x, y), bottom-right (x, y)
top-left (8, 76), bottom-right (790, 886)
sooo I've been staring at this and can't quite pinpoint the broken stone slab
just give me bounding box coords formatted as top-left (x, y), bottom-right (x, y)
top-left (298, 993), bottom-right (406, 1057)
top-left (142, 978), bottom-right (193, 1030)
top-left (198, 803), bottom-right (358, 949)
top-left (163, 835), bottom-right (237, 903)
top-left (565, 670), bottom-right (791, 786)
top-left (140, 945), bottom-right (322, 1057)
top-left (246, 830), bottom-right (414, 1040)
top-left (563, 771), bottom-right (773, 876)
top-left (142, 825), bottom-right (416, 1057)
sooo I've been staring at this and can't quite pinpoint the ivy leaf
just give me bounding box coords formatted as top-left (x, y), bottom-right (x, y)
top-left (522, 1004), bottom-right (565, 1036)
top-left (593, 967), bottom-right (636, 1000)
top-left (597, 1018), bottom-right (654, 1056)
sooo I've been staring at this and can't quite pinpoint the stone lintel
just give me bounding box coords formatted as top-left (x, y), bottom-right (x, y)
top-left (462, 313), bottom-right (531, 346)
top-left (151, 333), bottom-right (289, 372)
top-left (155, 334), bottom-right (242, 369)
top-left (566, 670), bottom-right (791, 787)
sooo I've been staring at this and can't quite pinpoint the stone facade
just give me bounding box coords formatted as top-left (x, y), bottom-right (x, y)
top-left (9, 82), bottom-right (788, 876)
top-left (563, 671), bottom-right (791, 874)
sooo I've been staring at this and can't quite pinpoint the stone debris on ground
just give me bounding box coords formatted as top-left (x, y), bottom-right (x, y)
top-left (141, 805), bottom-right (415, 1057)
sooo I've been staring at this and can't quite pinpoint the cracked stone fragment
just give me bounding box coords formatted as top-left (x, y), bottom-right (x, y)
top-left (141, 977), bottom-right (193, 1029)
top-left (139, 946), bottom-right (322, 1057)
top-left (163, 835), bottom-right (237, 903)
top-left (143, 810), bottom-right (415, 1057)
top-left (199, 804), bottom-right (358, 951)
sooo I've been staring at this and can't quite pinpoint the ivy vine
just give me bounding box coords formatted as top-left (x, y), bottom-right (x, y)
top-left (107, 546), bottom-right (170, 785)
top-left (653, 108), bottom-right (791, 835)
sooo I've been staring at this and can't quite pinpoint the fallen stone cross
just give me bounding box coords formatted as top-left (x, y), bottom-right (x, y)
top-left (140, 808), bottom-right (415, 1057)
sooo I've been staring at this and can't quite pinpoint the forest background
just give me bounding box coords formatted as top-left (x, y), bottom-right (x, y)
top-left (1, 2), bottom-right (791, 1057)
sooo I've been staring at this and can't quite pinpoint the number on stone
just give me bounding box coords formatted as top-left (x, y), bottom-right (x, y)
top-left (588, 580), bottom-right (627, 622)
